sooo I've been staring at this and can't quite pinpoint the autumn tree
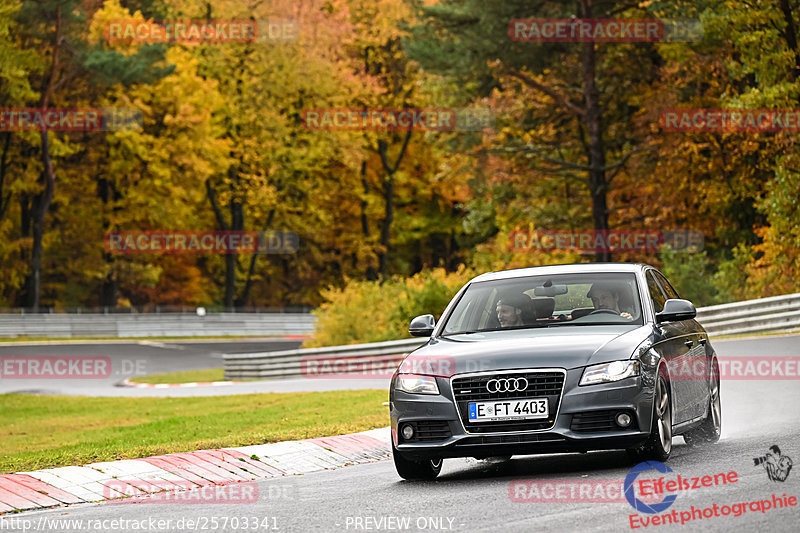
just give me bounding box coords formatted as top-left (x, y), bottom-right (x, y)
top-left (405, 0), bottom-right (674, 262)
top-left (11, 0), bottom-right (172, 309)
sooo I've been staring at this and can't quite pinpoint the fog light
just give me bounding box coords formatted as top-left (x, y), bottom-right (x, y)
top-left (616, 413), bottom-right (632, 428)
top-left (402, 424), bottom-right (415, 440)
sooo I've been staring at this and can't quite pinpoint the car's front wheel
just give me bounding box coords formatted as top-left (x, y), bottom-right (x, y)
top-left (627, 372), bottom-right (672, 462)
top-left (683, 359), bottom-right (721, 446)
top-left (392, 442), bottom-right (442, 480)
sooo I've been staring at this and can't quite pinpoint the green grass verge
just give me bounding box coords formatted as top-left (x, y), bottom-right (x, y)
top-left (129, 368), bottom-right (231, 384)
top-left (0, 390), bottom-right (388, 474)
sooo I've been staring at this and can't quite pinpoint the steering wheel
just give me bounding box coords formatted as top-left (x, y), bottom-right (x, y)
top-left (590, 308), bottom-right (620, 315)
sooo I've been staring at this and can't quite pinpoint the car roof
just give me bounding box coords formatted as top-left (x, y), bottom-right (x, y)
top-left (469, 263), bottom-right (653, 284)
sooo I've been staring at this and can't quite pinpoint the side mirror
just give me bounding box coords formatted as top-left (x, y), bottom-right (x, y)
top-left (409, 314), bottom-right (436, 337)
top-left (656, 299), bottom-right (696, 323)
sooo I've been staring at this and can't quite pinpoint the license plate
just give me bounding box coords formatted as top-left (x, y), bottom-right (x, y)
top-left (468, 398), bottom-right (549, 422)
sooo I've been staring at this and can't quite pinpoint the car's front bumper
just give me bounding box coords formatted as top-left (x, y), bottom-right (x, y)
top-left (390, 367), bottom-right (654, 460)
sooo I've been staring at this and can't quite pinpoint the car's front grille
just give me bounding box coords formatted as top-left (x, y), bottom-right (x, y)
top-left (451, 370), bottom-right (565, 434)
top-left (457, 433), bottom-right (565, 446)
top-left (571, 410), bottom-right (638, 432)
top-left (415, 420), bottom-right (452, 442)
top-left (452, 371), bottom-right (564, 402)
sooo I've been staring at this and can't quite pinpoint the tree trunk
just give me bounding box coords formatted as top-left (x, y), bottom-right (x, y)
top-left (26, 5), bottom-right (63, 310)
top-left (205, 176), bottom-right (240, 309)
top-left (378, 172), bottom-right (394, 278)
top-left (778, 0), bottom-right (800, 81)
top-left (376, 130), bottom-right (413, 279)
top-left (28, 130), bottom-right (56, 310)
top-left (225, 190), bottom-right (243, 309)
top-left (0, 133), bottom-right (11, 221)
top-left (237, 209), bottom-right (275, 307)
top-left (360, 161), bottom-right (378, 280)
top-left (580, 0), bottom-right (611, 262)
top-left (98, 174), bottom-right (118, 308)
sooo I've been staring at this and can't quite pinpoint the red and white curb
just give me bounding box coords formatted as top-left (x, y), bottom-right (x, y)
top-left (119, 377), bottom-right (240, 388)
top-left (0, 427), bottom-right (390, 514)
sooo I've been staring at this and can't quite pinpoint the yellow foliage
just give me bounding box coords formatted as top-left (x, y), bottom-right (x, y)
top-left (304, 266), bottom-right (476, 347)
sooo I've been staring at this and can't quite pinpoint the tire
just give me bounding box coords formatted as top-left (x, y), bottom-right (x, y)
top-left (683, 359), bottom-right (721, 446)
top-left (627, 372), bottom-right (673, 462)
top-left (392, 442), bottom-right (442, 480)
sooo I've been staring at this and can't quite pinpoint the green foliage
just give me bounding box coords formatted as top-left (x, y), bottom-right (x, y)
top-left (659, 245), bottom-right (720, 306)
top-left (305, 267), bottom-right (476, 347)
top-left (83, 45), bottom-right (175, 86)
top-left (712, 244), bottom-right (753, 303)
top-left (660, 243), bottom-right (758, 306)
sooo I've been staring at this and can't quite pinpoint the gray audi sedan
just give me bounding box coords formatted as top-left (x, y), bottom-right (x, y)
top-left (390, 263), bottom-right (721, 480)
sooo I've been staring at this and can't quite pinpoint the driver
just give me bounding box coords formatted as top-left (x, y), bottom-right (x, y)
top-left (496, 294), bottom-right (532, 327)
top-left (587, 282), bottom-right (633, 320)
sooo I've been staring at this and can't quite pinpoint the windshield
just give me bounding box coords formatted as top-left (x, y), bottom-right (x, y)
top-left (440, 273), bottom-right (643, 335)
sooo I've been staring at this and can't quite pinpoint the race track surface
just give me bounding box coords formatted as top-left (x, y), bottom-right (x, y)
top-left (1, 334), bottom-right (798, 531)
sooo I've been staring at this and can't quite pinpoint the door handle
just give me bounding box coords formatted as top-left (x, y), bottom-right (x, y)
top-left (684, 340), bottom-right (694, 347)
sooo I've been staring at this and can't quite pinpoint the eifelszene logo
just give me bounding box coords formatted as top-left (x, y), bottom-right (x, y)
top-left (625, 461), bottom-right (678, 514)
top-left (754, 445), bottom-right (793, 482)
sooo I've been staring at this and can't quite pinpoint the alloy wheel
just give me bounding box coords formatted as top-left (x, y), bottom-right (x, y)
top-left (656, 376), bottom-right (672, 454)
top-left (710, 367), bottom-right (721, 434)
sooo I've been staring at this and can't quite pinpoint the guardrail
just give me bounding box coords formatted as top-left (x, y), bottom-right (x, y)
top-left (224, 293), bottom-right (800, 380)
top-left (695, 293), bottom-right (800, 337)
top-left (224, 338), bottom-right (425, 380)
top-left (0, 312), bottom-right (316, 338)
top-left (0, 306), bottom-right (312, 314)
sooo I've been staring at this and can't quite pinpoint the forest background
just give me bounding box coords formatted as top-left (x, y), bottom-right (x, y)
top-left (1, 0), bottom-right (798, 343)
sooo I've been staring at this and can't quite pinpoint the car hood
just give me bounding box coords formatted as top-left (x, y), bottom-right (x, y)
top-left (398, 325), bottom-right (653, 377)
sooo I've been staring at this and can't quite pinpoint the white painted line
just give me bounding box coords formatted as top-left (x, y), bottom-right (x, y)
top-left (87, 459), bottom-right (188, 490)
top-left (3, 427), bottom-right (394, 515)
top-left (21, 471), bottom-right (104, 502)
top-left (361, 427), bottom-right (391, 445)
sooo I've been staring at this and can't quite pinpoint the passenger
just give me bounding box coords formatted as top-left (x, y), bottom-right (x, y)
top-left (495, 294), bottom-right (532, 327)
top-left (587, 282), bottom-right (633, 320)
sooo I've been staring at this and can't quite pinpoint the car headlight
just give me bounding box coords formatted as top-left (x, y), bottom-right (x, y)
top-left (395, 374), bottom-right (440, 395)
top-left (580, 360), bottom-right (640, 386)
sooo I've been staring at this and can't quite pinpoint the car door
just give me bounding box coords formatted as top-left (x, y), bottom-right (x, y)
top-left (645, 270), bottom-right (693, 424)
top-left (653, 270), bottom-right (708, 420)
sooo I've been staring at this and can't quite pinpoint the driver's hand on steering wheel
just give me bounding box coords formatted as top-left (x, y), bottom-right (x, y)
top-left (620, 312), bottom-right (633, 320)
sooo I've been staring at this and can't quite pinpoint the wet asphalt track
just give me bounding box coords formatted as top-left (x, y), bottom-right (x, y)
top-left (0, 339), bottom-right (338, 396)
top-left (1, 335), bottom-right (799, 532)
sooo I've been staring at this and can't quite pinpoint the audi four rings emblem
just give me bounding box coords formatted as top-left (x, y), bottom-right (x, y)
top-left (486, 377), bottom-right (529, 393)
